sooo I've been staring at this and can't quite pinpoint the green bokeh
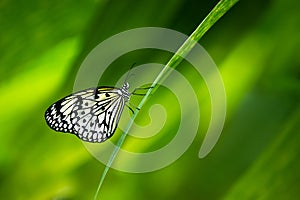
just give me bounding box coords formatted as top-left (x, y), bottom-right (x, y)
top-left (0, 0), bottom-right (299, 199)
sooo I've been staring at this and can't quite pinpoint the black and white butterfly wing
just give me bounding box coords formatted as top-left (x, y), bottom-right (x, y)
top-left (45, 86), bottom-right (128, 143)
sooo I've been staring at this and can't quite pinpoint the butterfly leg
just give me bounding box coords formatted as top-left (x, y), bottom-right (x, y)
top-left (132, 86), bottom-right (154, 95)
top-left (125, 103), bottom-right (140, 114)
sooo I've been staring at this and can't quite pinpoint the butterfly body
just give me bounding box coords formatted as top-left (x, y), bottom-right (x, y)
top-left (45, 82), bottom-right (130, 143)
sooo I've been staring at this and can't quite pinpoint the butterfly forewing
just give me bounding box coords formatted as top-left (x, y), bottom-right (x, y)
top-left (45, 84), bottom-right (130, 142)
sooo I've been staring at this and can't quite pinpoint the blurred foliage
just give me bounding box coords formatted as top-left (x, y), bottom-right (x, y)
top-left (0, 0), bottom-right (299, 199)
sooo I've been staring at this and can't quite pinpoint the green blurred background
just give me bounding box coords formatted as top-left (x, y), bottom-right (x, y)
top-left (1, 0), bottom-right (300, 199)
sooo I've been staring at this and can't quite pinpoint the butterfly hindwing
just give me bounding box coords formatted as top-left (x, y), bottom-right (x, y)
top-left (45, 85), bottom-right (130, 143)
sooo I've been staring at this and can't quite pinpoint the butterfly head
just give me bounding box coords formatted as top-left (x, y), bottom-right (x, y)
top-left (120, 82), bottom-right (130, 101)
top-left (123, 82), bottom-right (130, 90)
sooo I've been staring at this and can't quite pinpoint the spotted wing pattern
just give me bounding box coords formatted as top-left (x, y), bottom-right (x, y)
top-left (45, 87), bottom-right (127, 142)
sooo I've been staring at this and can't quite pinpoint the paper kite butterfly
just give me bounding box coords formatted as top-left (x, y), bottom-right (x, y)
top-left (45, 82), bottom-right (132, 143)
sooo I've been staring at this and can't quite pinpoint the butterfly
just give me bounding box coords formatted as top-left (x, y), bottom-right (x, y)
top-left (44, 82), bottom-right (132, 143)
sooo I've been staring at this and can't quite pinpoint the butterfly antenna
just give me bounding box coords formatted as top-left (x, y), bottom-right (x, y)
top-left (124, 63), bottom-right (136, 83)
